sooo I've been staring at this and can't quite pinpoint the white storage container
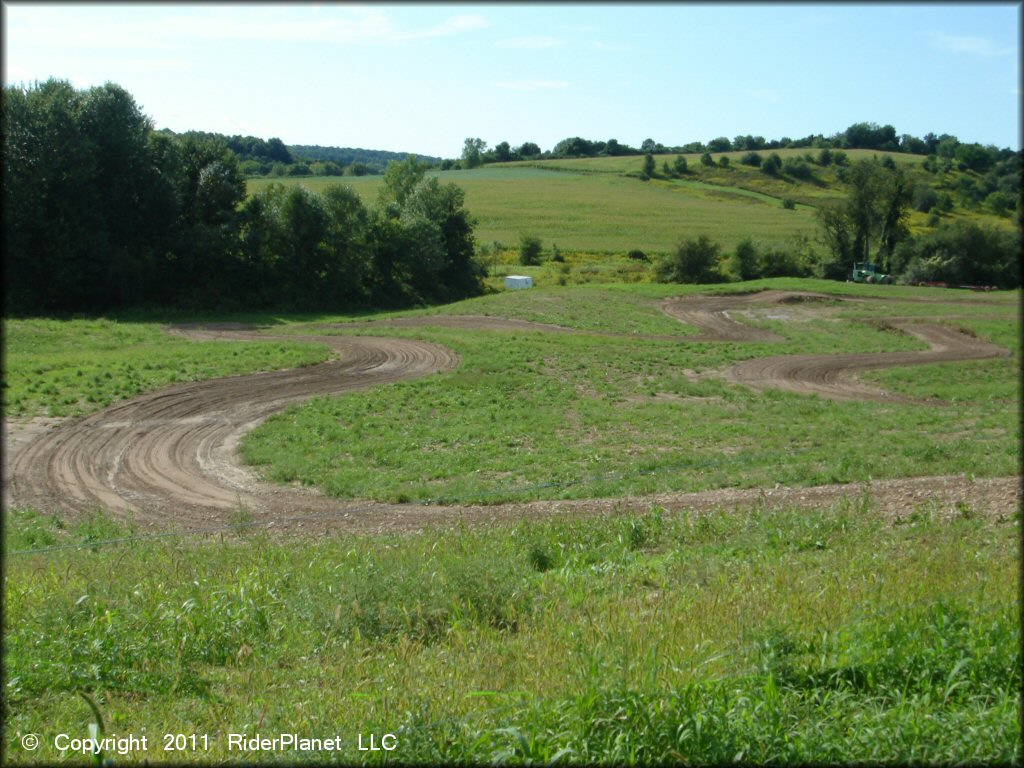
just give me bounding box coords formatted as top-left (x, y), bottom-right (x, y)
top-left (504, 275), bottom-right (534, 290)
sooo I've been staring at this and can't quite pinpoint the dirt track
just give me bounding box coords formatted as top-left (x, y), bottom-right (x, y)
top-left (4, 290), bottom-right (1018, 532)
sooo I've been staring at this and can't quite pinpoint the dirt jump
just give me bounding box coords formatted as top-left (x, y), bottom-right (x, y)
top-left (4, 290), bottom-right (1018, 535)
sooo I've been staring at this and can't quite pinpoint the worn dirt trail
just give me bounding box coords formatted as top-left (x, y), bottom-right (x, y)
top-left (5, 334), bottom-right (459, 528)
top-left (4, 290), bottom-right (1018, 533)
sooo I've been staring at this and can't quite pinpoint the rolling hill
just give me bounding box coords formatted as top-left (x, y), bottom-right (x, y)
top-left (248, 148), bottom-right (1017, 259)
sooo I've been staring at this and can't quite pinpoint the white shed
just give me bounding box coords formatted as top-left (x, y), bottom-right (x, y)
top-left (504, 275), bottom-right (534, 290)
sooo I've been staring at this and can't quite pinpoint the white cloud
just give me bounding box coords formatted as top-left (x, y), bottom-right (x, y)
top-left (496, 80), bottom-right (570, 91)
top-left (166, 8), bottom-right (490, 43)
top-left (4, 6), bottom-right (489, 50)
top-left (930, 32), bottom-right (1012, 57)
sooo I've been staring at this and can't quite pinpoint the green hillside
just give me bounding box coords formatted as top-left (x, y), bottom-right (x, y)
top-left (247, 148), bottom-right (1016, 260)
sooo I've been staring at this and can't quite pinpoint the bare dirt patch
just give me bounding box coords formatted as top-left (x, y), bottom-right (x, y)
top-left (4, 333), bottom-right (458, 529)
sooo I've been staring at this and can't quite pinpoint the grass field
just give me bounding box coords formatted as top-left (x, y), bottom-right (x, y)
top-left (242, 280), bottom-right (1019, 504)
top-left (3, 279), bottom-right (1020, 763)
top-left (247, 148), bottom-right (1015, 258)
top-left (3, 317), bottom-right (332, 418)
top-left (5, 492), bottom-right (1019, 763)
top-left (248, 168), bottom-right (822, 255)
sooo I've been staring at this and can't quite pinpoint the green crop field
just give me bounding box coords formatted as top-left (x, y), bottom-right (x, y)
top-left (249, 168), bottom-right (819, 255)
top-left (246, 149), bottom-right (1014, 258)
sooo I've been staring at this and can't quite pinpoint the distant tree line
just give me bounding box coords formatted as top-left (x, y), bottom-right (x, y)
top-left (453, 121), bottom-right (1016, 169)
top-left (154, 132), bottom-right (443, 178)
top-left (2, 79), bottom-right (484, 314)
top-left (286, 145), bottom-right (441, 176)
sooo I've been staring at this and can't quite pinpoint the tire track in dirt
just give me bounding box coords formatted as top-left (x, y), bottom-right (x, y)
top-left (367, 291), bottom-right (1012, 402)
top-left (4, 289), bottom-right (1016, 532)
top-left (663, 290), bottom-right (1013, 401)
top-left (5, 334), bottom-right (459, 527)
top-left (724, 320), bottom-right (1010, 402)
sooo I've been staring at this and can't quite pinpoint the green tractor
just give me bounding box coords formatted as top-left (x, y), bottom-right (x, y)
top-left (851, 261), bottom-right (893, 284)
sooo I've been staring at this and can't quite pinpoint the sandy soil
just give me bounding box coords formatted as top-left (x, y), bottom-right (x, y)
top-left (4, 290), bottom-right (1018, 534)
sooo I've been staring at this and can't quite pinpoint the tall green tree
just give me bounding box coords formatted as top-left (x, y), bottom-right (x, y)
top-left (461, 137), bottom-right (486, 169)
top-left (379, 154), bottom-right (429, 207)
top-left (641, 153), bottom-right (656, 180)
top-left (400, 178), bottom-right (482, 303)
top-left (815, 158), bottom-right (911, 275)
top-left (493, 141), bottom-right (512, 162)
top-left (160, 133), bottom-right (246, 303)
top-left (3, 79), bottom-right (169, 311)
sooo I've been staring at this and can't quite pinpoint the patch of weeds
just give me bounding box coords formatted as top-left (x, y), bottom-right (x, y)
top-left (954, 500), bottom-right (975, 520)
top-left (527, 541), bottom-right (556, 573)
top-left (334, 544), bottom-right (532, 643)
top-left (4, 507), bottom-right (67, 553)
top-left (74, 508), bottom-right (133, 550)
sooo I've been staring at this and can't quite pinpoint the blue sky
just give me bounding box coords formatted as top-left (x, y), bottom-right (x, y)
top-left (3, 3), bottom-right (1020, 156)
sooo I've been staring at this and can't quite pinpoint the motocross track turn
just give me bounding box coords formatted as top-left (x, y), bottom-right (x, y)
top-left (4, 290), bottom-right (1017, 533)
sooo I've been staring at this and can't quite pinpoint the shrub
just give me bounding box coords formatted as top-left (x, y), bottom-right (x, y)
top-left (761, 154), bottom-right (781, 176)
top-left (700, 152), bottom-right (714, 167)
top-left (740, 152), bottom-right (762, 167)
top-left (781, 197), bottom-right (796, 210)
top-left (239, 159), bottom-right (269, 176)
top-left (673, 155), bottom-right (688, 175)
top-left (640, 153), bottom-right (656, 180)
top-left (782, 157), bottom-right (812, 179)
top-left (757, 243), bottom-right (813, 278)
top-left (519, 235), bottom-right (543, 266)
top-left (730, 237), bottom-right (760, 281)
top-left (894, 220), bottom-right (1020, 288)
top-left (654, 235), bottom-right (725, 284)
top-left (985, 190), bottom-right (1016, 214)
top-left (912, 183), bottom-right (938, 213)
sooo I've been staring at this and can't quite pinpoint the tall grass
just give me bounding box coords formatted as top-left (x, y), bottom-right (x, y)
top-left (5, 494), bottom-right (1018, 763)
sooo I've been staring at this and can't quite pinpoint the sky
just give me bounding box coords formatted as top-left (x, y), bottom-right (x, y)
top-left (3, 2), bottom-right (1020, 157)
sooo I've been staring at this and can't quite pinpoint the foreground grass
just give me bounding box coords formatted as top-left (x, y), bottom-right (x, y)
top-left (4, 496), bottom-right (1019, 764)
